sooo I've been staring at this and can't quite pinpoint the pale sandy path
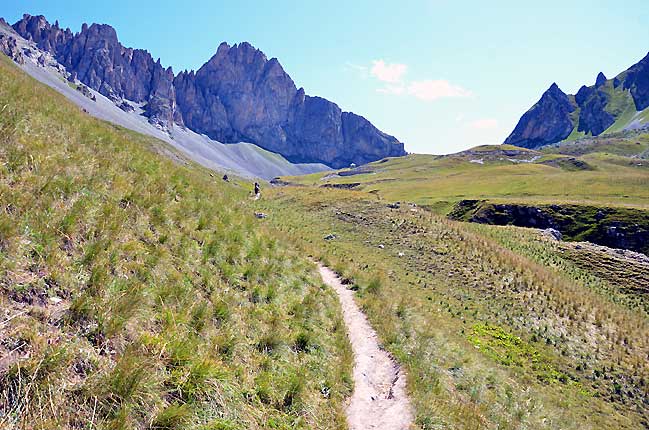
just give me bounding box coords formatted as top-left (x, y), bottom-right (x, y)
top-left (318, 264), bottom-right (414, 430)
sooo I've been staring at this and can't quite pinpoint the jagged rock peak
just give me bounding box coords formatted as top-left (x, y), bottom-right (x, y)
top-left (543, 83), bottom-right (571, 102)
top-left (506, 51), bottom-right (649, 148)
top-left (503, 82), bottom-right (575, 149)
top-left (7, 13), bottom-right (406, 167)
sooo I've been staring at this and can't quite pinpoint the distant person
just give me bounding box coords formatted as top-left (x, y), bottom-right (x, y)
top-left (222, 174), bottom-right (229, 181)
top-left (254, 182), bottom-right (261, 198)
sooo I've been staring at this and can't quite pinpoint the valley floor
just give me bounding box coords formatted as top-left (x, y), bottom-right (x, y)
top-left (258, 187), bottom-right (649, 429)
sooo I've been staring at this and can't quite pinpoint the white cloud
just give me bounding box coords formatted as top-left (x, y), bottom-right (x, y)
top-left (407, 80), bottom-right (472, 101)
top-left (371, 60), bottom-right (408, 83)
top-left (365, 59), bottom-right (472, 102)
top-left (469, 118), bottom-right (499, 129)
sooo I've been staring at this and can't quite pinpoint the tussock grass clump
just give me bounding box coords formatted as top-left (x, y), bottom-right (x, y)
top-left (0, 56), bottom-right (351, 429)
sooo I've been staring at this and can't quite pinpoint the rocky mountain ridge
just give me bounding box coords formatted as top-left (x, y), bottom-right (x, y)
top-left (505, 52), bottom-right (649, 149)
top-left (5, 14), bottom-right (405, 167)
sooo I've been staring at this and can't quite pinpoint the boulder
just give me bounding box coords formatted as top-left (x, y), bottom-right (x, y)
top-left (542, 228), bottom-right (563, 241)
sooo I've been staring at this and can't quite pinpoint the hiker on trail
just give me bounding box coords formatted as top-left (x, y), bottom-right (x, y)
top-left (222, 174), bottom-right (229, 182)
top-left (254, 182), bottom-right (261, 198)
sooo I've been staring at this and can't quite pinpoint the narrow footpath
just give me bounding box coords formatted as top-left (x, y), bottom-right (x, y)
top-left (318, 264), bottom-right (413, 430)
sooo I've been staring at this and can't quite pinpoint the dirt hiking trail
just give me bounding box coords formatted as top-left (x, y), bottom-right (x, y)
top-left (318, 264), bottom-right (413, 430)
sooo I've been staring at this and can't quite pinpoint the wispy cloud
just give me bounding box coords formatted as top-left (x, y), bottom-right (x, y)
top-left (376, 85), bottom-right (405, 95)
top-left (407, 80), bottom-right (472, 101)
top-left (364, 59), bottom-right (471, 102)
top-left (469, 118), bottom-right (498, 129)
top-left (344, 62), bottom-right (369, 78)
top-left (370, 60), bottom-right (408, 83)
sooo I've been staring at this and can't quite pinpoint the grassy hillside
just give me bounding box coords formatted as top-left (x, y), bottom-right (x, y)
top-left (0, 55), bottom-right (352, 429)
top-left (282, 139), bottom-right (649, 214)
top-left (258, 187), bottom-right (649, 429)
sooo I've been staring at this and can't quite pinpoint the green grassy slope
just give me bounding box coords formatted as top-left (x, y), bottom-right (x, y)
top-left (547, 130), bottom-right (649, 157)
top-left (283, 139), bottom-right (649, 214)
top-left (601, 85), bottom-right (638, 134)
top-left (0, 55), bottom-right (351, 429)
top-left (259, 187), bottom-right (649, 429)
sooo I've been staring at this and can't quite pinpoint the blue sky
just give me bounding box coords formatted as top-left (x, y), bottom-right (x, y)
top-left (2, 1), bottom-right (648, 154)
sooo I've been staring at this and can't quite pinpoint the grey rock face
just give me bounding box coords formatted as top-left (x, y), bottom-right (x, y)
top-left (623, 52), bottom-right (649, 110)
top-left (0, 34), bottom-right (24, 63)
top-left (12, 14), bottom-right (73, 57)
top-left (341, 112), bottom-right (407, 165)
top-left (12, 15), bottom-right (176, 126)
top-left (576, 89), bottom-right (614, 136)
top-left (506, 52), bottom-right (649, 148)
top-left (174, 42), bottom-right (405, 167)
top-left (11, 14), bottom-right (405, 167)
top-left (175, 42), bottom-right (297, 145)
top-left (504, 83), bottom-right (575, 149)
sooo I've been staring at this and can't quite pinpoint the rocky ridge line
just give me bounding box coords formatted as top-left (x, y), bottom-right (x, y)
top-left (7, 14), bottom-right (406, 168)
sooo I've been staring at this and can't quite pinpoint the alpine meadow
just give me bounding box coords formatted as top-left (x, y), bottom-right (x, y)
top-left (1, 4), bottom-right (649, 430)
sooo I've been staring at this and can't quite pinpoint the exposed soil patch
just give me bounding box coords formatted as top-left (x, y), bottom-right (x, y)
top-left (320, 183), bottom-right (361, 190)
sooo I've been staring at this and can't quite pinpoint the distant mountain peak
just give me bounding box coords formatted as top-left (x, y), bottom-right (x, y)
top-left (544, 82), bottom-right (569, 100)
top-left (505, 52), bottom-right (649, 148)
top-left (503, 81), bottom-right (575, 149)
top-left (6, 13), bottom-right (405, 167)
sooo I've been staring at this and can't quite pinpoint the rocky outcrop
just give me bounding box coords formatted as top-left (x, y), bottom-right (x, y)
top-left (340, 112), bottom-right (406, 165)
top-left (174, 42), bottom-right (297, 146)
top-left (575, 85), bottom-right (614, 135)
top-left (174, 42), bottom-right (405, 167)
top-left (0, 34), bottom-right (24, 64)
top-left (12, 16), bottom-right (177, 127)
top-left (12, 15), bottom-right (73, 56)
top-left (505, 52), bottom-right (649, 148)
top-left (449, 200), bottom-right (649, 255)
top-left (10, 14), bottom-right (405, 167)
top-left (503, 83), bottom-right (575, 148)
top-left (622, 52), bottom-right (649, 110)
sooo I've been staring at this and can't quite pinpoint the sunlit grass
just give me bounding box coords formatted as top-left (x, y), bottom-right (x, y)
top-left (260, 186), bottom-right (649, 429)
top-left (0, 55), bottom-right (351, 429)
